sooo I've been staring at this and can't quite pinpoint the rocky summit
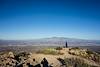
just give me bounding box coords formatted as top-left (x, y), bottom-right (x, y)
top-left (0, 47), bottom-right (100, 67)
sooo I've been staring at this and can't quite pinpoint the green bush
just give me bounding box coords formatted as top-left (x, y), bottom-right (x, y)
top-left (55, 47), bottom-right (62, 50)
top-left (86, 50), bottom-right (94, 54)
top-left (71, 47), bottom-right (80, 50)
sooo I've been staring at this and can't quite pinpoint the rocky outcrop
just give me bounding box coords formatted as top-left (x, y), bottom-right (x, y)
top-left (68, 47), bottom-right (100, 64)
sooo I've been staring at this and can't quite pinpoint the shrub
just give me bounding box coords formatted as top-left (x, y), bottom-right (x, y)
top-left (86, 50), bottom-right (94, 54)
top-left (55, 47), bottom-right (62, 50)
top-left (71, 47), bottom-right (80, 50)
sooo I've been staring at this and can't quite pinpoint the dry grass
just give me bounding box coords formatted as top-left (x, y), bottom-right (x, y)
top-left (36, 48), bottom-right (64, 55)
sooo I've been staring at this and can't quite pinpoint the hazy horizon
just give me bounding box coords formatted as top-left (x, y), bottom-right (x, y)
top-left (0, 36), bottom-right (100, 41)
top-left (0, 0), bottom-right (100, 40)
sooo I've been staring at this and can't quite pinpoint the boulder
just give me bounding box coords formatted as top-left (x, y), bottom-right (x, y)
top-left (8, 52), bottom-right (14, 58)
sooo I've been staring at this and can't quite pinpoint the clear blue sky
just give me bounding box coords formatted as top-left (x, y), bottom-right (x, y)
top-left (0, 0), bottom-right (100, 40)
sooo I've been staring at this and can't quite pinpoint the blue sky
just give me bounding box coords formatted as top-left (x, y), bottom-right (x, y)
top-left (0, 0), bottom-right (100, 40)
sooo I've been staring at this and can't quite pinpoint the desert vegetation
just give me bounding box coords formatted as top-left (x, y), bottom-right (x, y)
top-left (36, 48), bottom-right (64, 55)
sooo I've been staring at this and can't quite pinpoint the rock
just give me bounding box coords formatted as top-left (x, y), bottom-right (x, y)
top-left (8, 52), bottom-right (14, 58)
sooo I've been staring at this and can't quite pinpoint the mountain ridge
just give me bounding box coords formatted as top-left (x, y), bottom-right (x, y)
top-left (0, 37), bottom-right (100, 46)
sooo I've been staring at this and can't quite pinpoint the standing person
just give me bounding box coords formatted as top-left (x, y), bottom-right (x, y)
top-left (66, 41), bottom-right (68, 48)
top-left (41, 58), bottom-right (49, 67)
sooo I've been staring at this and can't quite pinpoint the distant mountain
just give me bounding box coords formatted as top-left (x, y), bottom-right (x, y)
top-left (0, 37), bottom-right (100, 46)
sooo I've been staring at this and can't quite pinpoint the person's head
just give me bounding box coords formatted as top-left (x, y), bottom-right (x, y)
top-left (43, 58), bottom-right (46, 60)
top-left (33, 58), bottom-right (35, 61)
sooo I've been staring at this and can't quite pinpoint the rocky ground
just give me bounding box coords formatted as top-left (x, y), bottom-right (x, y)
top-left (0, 47), bottom-right (100, 67)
